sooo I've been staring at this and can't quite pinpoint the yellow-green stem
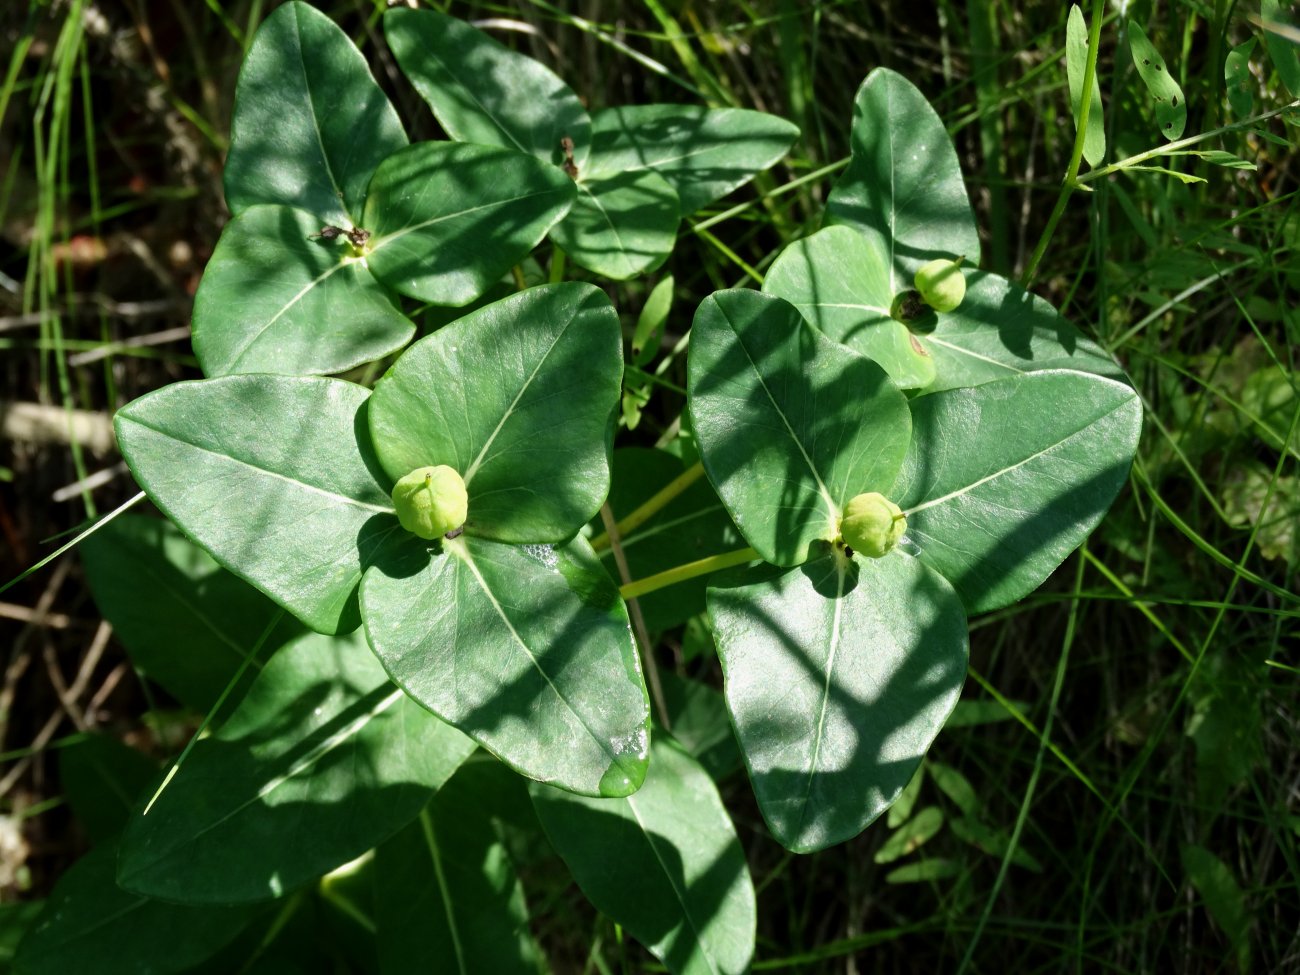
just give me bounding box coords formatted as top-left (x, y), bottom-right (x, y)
top-left (591, 461), bottom-right (706, 552)
top-left (619, 547), bottom-right (760, 601)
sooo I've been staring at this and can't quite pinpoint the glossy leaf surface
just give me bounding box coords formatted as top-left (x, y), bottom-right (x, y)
top-left (376, 764), bottom-right (543, 975)
top-left (588, 104), bottom-right (799, 213)
top-left (118, 630), bottom-right (474, 903)
top-left (826, 68), bottom-right (979, 290)
top-left (115, 375), bottom-right (403, 635)
top-left (687, 289), bottom-right (911, 566)
top-left (892, 371), bottom-right (1142, 614)
top-left (80, 514), bottom-right (293, 710)
top-left (600, 448), bottom-right (741, 632)
top-left (384, 6), bottom-right (590, 168)
top-left (192, 205), bottom-right (413, 378)
top-left (708, 550), bottom-right (968, 852)
top-left (364, 142), bottom-right (574, 306)
top-left (362, 535), bottom-right (650, 797)
top-left (14, 846), bottom-right (253, 975)
top-left (224, 1), bottom-right (407, 225)
top-left (763, 226), bottom-right (936, 390)
top-left (369, 284), bottom-right (621, 544)
top-left (548, 168), bottom-right (680, 280)
top-left (1066, 5), bottom-right (1106, 166)
top-left (531, 737), bottom-right (756, 975)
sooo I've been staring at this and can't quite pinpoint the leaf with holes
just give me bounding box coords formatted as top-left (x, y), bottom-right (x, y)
top-left (1129, 22), bottom-right (1187, 140)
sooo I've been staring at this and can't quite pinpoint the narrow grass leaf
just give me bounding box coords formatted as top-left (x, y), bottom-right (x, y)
top-left (1262, 0), bottom-right (1300, 99)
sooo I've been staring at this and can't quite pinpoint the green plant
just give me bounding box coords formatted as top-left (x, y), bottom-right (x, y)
top-left (13, 4), bottom-right (1171, 973)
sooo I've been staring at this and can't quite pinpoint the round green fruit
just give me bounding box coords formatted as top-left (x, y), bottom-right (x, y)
top-left (839, 492), bottom-right (906, 559)
top-left (392, 465), bottom-right (468, 540)
top-left (914, 258), bottom-right (966, 313)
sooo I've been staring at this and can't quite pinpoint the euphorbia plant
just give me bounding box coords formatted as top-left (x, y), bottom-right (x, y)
top-left (17, 6), bottom-right (1143, 974)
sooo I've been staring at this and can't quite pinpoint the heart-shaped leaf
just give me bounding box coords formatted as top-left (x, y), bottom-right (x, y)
top-left (80, 515), bottom-right (296, 710)
top-left (115, 375), bottom-right (404, 635)
top-left (708, 549), bottom-right (968, 852)
top-left (762, 225), bottom-right (936, 390)
top-left (368, 283), bottom-right (621, 544)
top-left (588, 104), bottom-right (799, 213)
top-left (530, 736), bottom-right (756, 975)
top-left (363, 142), bottom-right (575, 306)
top-left (192, 205), bottom-right (414, 378)
top-left (361, 535), bottom-right (650, 797)
top-left (14, 846), bottom-right (254, 975)
top-left (117, 629), bottom-right (474, 903)
top-left (687, 289), bottom-right (911, 566)
top-left (891, 370), bottom-right (1143, 614)
top-left (1066, 5), bottom-right (1107, 167)
top-left (548, 168), bottom-right (680, 280)
top-left (224, 1), bottom-right (407, 225)
top-left (826, 68), bottom-right (980, 290)
top-left (920, 270), bottom-right (1126, 392)
top-left (384, 6), bottom-right (590, 169)
top-left (376, 762), bottom-right (544, 975)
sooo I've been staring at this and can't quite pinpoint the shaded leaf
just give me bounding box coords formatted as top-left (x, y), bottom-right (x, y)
top-left (1262, 0), bottom-right (1300, 99)
top-left (548, 168), bottom-right (680, 280)
top-left (1066, 5), bottom-right (1106, 166)
top-left (224, 1), bottom-right (407, 225)
top-left (887, 765), bottom-right (925, 828)
top-left (949, 816), bottom-right (1043, 871)
top-left (58, 734), bottom-right (158, 846)
top-left (708, 550), bottom-right (968, 852)
top-left (926, 761), bottom-right (979, 815)
top-left (658, 671), bottom-right (743, 780)
top-left (364, 142), bottom-right (575, 306)
top-left (885, 858), bottom-right (962, 884)
top-left (874, 806), bottom-right (944, 864)
top-left (588, 104), bottom-right (799, 213)
top-left (115, 375), bottom-right (404, 635)
top-left (826, 68), bottom-right (979, 290)
top-left (117, 630), bottom-right (474, 903)
top-left (687, 289), bottom-right (911, 566)
top-left (384, 6), bottom-right (590, 168)
top-left (1226, 38), bottom-right (1258, 118)
top-left (361, 535), bottom-right (650, 798)
top-left (192, 205), bottom-right (413, 377)
top-left (892, 371), bottom-right (1142, 615)
top-left (531, 736), bottom-right (756, 975)
top-left (368, 283), bottom-right (622, 545)
top-left (1181, 844), bottom-right (1252, 970)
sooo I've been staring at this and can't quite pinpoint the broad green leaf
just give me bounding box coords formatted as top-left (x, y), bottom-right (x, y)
top-left (192, 205), bottom-right (414, 378)
top-left (762, 226), bottom-right (937, 390)
top-left (0, 902), bottom-right (42, 969)
top-left (361, 535), bottom-right (650, 797)
top-left (80, 515), bottom-right (293, 710)
top-left (885, 858), bottom-right (962, 884)
top-left (1066, 5), bottom-right (1106, 166)
top-left (375, 765), bottom-right (543, 975)
top-left (926, 761), bottom-right (979, 815)
top-left (530, 736), bottom-right (756, 975)
top-left (548, 169), bottom-right (680, 280)
top-left (708, 550), bottom-right (968, 852)
top-left (599, 448), bottom-right (741, 632)
top-left (224, 1), bottom-right (407, 225)
top-left (1128, 22), bottom-right (1187, 140)
top-left (949, 816), bottom-right (1042, 871)
top-left (368, 283), bottom-right (622, 544)
top-left (1262, 0), bottom-right (1300, 99)
top-left (874, 806), bottom-right (944, 863)
top-left (891, 371), bottom-right (1142, 615)
top-left (363, 142), bottom-right (575, 306)
top-left (1226, 39), bottom-right (1258, 117)
top-left (826, 68), bottom-right (980, 291)
top-left (13, 846), bottom-right (254, 975)
top-left (687, 289), bottom-right (911, 566)
top-left (384, 6), bottom-right (590, 169)
top-left (886, 765), bottom-right (925, 828)
top-left (117, 630), bottom-right (474, 904)
top-left (1181, 844), bottom-right (1252, 970)
top-left (587, 104), bottom-right (799, 213)
top-left (115, 375), bottom-right (405, 635)
top-left (923, 271), bottom-right (1125, 394)
top-left (58, 734), bottom-right (158, 846)
top-left (658, 671), bottom-right (743, 780)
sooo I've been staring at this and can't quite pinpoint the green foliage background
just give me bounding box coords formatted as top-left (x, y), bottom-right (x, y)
top-left (1, 0), bottom-right (1297, 971)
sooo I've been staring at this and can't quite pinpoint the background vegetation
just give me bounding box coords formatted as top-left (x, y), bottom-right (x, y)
top-left (2, 0), bottom-right (1297, 970)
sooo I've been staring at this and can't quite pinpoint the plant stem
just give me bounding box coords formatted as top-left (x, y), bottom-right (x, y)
top-left (590, 461), bottom-right (706, 552)
top-left (619, 547), bottom-right (759, 601)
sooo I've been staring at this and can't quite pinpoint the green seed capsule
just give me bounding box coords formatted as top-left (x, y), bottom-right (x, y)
top-left (914, 258), bottom-right (966, 313)
top-left (392, 465), bottom-right (468, 540)
top-left (839, 492), bottom-right (906, 559)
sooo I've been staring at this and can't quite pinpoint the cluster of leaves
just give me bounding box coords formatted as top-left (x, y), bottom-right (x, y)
top-left (13, 4), bottom-right (1155, 973)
